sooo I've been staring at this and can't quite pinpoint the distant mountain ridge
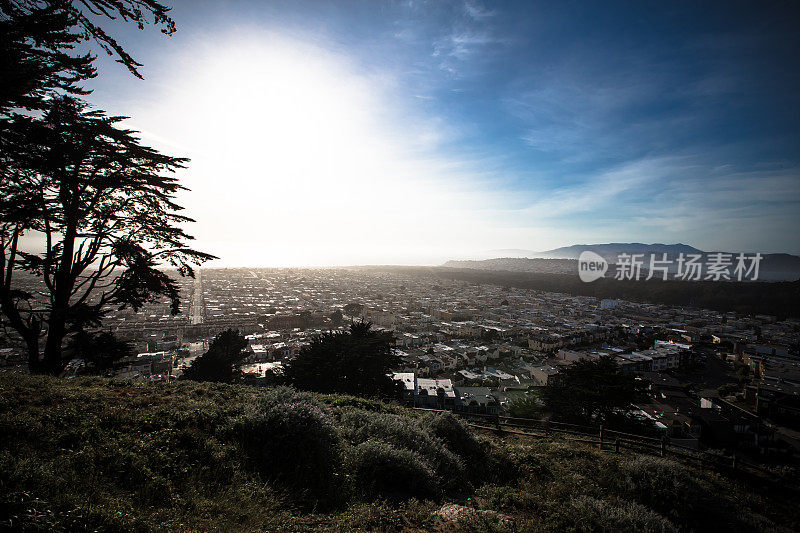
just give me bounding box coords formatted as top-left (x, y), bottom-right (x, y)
top-left (446, 243), bottom-right (800, 281)
top-left (540, 242), bottom-right (703, 259)
top-left (488, 243), bottom-right (703, 259)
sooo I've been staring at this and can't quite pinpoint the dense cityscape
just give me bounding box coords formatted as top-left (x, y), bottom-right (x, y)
top-left (5, 266), bottom-right (796, 460)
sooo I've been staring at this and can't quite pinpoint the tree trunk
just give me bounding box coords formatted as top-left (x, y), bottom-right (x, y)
top-left (26, 335), bottom-right (41, 374)
top-left (42, 307), bottom-right (67, 375)
top-left (43, 198), bottom-right (77, 375)
top-left (42, 265), bottom-right (71, 375)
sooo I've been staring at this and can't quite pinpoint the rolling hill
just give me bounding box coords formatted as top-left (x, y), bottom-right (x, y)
top-left (1, 373), bottom-right (797, 531)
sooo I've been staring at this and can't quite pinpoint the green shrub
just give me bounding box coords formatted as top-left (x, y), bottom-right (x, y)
top-left (504, 444), bottom-right (554, 480)
top-left (420, 411), bottom-right (484, 460)
top-left (2, 374), bottom-right (796, 532)
top-left (618, 456), bottom-right (704, 524)
top-left (544, 496), bottom-right (678, 532)
top-left (339, 409), bottom-right (467, 491)
top-left (344, 440), bottom-right (438, 500)
top-left (232, 396), bottom-right (340, 506)
top-left (255, 385), bottom-right (322, 407)
top-left (508, 393), bottom-right (542, 419)
top-left (475, 441), bottom-right (521, 485)
top-left (478, 484), bottom-right (539, 513)
top-left (327, 498), bottom-right (437, 531)
top-left (322, 393), bottom-right (403, 414)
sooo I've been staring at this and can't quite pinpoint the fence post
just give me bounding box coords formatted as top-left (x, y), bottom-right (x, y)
top-left (660, 435), bottom-right (666, 457)
top-left (615, 438), bottom-right (620, 453)
top-left (732, 453), bottom-right (737, 471)
top-left (599, 424), bottom-right (604, 450)
top-left (494, 413), bottom-right (501, 432)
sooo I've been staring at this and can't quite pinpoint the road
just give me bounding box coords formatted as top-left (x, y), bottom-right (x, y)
top-left (189, 269), bottom-right (204, 325)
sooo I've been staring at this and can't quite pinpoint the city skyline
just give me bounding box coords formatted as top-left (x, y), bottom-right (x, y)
top-left (78, 0), bottom-right (799, 266)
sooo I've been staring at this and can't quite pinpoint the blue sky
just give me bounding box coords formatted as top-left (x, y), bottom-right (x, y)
top-left (83, 0), bottom-right (800, 265)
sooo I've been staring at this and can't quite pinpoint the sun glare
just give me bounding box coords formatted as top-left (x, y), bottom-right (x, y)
top-left (130, 34), bottom-right (496, 266)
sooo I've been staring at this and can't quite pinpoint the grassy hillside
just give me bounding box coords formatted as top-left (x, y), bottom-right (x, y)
top-left (0, 373), bottom-right (797, 532)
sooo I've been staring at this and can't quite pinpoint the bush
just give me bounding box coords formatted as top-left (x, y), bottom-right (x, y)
top-left (616, 455), bottom-right (793, 532)
top-left (344, 440), bottom-right (438, 500)
top-left (545, 496), bottom-right (678, 533)
top-left (618, 456), bottom-right (704, 523)
top-left (322, 393), bottom-right (403, 414)
top-left (232, 395), bottom-right (340, 506)
top-left (256, 385), bottom-right (322, 408)
top-left (339, 410), bottom-right (467, 491)
top-left (508, 393), bottom-right (542, 419)
top-left (420, 411), bottom-right (484, 460)
top-left (478, 484), bottom-right (539, 513)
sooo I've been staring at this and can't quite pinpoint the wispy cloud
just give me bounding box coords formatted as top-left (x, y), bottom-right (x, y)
top-left (463, 0), bottom-right (494, 21)
top-left (519, 157), bottom-right (683, 217)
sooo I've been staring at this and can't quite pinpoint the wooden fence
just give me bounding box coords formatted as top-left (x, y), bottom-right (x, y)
top-left (410, 407), bottom-right (790, 489)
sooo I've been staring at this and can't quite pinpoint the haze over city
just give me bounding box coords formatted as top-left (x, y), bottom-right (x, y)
top-left (75, 0), bottom-right (800, 266)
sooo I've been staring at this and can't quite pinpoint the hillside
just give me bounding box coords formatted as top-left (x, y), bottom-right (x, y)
top-left (1, 373), bottom-right (798, 532)
top-left (447, 243), bottom-right (800, 281)
top-left (536, 243), bottom-right (703, 259)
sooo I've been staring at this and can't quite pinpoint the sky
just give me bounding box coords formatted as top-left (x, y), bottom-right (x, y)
top-left (81, 0), bottom-right (800, 266)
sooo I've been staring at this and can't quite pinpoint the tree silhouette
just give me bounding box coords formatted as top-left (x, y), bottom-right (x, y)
top-left (283, 321), bottom-right (399, 397)
top-left (0, 4), bottom-right (96, 113)
top-left (66, 329), bottom-right (132, 372)
top-left (330, 308), bottom-right (343, 327)
top-left (2, 0), bottom-right (179, 115)
top-left (182, 328), bottom-right (248, 383)
top-left (343, 302), bottom-right (363, 317)
top-left (542, 355), bottom-right (645, 424)
top-left (2, 0), bottom-right (176, 79)
top-left (0, 1), bottom-right (209, 373)
top-left (0, 96), bottom-right (214, 373)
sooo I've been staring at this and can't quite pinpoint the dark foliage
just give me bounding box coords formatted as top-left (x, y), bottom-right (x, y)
top-left (419, 411), bottom-right (484, 461)
top-left (616, 456), bottom-right (718, 530)
top-left (1, 96), bottom-right (214, 374)
top-left (545, 496), bottom-right (678, 533)
top-left (508, 391), bottom-right (543, 419)
top-left (1, 1), bottom-right (213, 374)
top-left (66, 330), bottom-right (132, 371)
top-left (283, 321), bottom-right (400, 397)
top-left (344, 440), bottom-right (438, 501)
top-left (182, 329), bottom-right (248, 383)
top-left (343, 302), bottom-right (363, 316)
top-left (338, 409), bottom-right (470, 495)
top-left (0, 374), bottom-right (796, 531)
top-left (0, 3), bottom-right (96, 112)
top-left (2, 0), bottom-right (176, 79)
top-left (542, 355), bottom-right (645, 424)
top-left (231, 393), bottom-right (340, 507)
